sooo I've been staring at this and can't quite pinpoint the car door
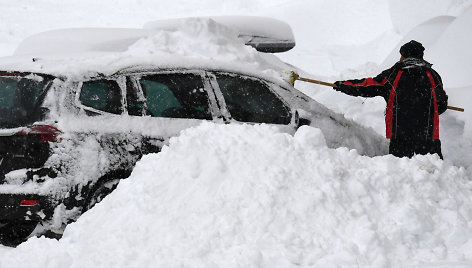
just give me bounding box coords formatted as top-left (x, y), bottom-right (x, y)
top-left (125, 70), bottom-right (221, 154)
top-left (74, 76), bottom-right (145, 174)
top-left (206, 71), bottom-right (295, 128)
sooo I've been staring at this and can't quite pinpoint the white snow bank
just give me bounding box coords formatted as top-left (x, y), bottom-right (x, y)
top-left (429, 7), bottom-right (472, 89)
top-left (2, 123), bottom-right (471, 267)
top-left (387, 0), bottom-right (472, 34)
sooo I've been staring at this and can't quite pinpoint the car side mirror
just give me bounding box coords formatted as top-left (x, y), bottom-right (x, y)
top-left (298, 118), bottom-right (311, 127)
top-left (292, 109), bottom-right (311, 129)
top-left (291, 110), bottom-right (299, 128)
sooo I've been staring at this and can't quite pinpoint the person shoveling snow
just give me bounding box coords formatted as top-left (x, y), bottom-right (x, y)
top-left (296, 40), bottom-right (452, 159)
top-left (332, 40), bottom-right (448, 159)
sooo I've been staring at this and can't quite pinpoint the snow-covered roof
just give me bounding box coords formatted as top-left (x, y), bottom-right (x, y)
top-left (1, 17), bottom-right (296, 81)
top-left (13, 16), bottom-right (295, 57)
top-left (144, 16), bottom-right (295, 53)
top-left (13, 28), bottom-right (149, 56)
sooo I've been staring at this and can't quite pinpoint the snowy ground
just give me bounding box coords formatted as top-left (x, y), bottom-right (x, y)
top-left (2, 123), bottom-right (472, 268)
top-left (1, 0), bottom-right (472, 267)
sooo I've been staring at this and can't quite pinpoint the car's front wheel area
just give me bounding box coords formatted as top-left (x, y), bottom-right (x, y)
top-left (0, 221), bottom-right (38, 247)
top-left (83, 178), bottom-right (121, 213)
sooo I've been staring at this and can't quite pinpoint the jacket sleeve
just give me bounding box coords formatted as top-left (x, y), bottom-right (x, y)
top-left (334, 68), bottom-right (392, 99)
top-left (431, 69), bottom-right (448, 114)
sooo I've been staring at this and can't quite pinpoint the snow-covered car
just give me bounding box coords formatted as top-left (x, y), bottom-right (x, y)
top-left (0, 17), bottom-right (386, 245)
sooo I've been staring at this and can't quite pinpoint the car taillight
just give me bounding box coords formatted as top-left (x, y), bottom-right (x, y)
top-left (0, 72), bottom-right (21, 77)
top-left (16, 125), bottom-right (62, 142)
top-left (20, 200), bottom-right (39, 206)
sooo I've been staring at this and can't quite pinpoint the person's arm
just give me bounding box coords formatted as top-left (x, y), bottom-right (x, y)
top-left (431, 70), bottom-right (448, 114)
top-left (333, 68), bottom-right (393, 98)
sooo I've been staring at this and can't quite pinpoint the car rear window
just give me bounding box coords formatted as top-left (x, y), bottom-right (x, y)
top-left (0, 74), bottom-right (49, 128)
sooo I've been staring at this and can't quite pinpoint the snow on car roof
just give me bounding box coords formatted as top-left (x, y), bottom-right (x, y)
top-left (12, 16), bottom-right (295, 56)
top-left (13, 28), bottom-right (150, 56)
top-left (0, 17), bottom-right (295, 82)
top-left (144, 16), bottom-right (296, 53)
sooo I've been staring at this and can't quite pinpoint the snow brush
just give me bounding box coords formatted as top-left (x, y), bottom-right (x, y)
top-left (289, 72), bottom-right (464, 112)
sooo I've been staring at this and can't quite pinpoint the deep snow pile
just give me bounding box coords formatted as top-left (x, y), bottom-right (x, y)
top-left (1, 123), bottom-right (471, 267)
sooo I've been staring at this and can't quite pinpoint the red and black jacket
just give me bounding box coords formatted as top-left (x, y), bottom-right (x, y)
top-left (335, 58), bottom-right (448, 140)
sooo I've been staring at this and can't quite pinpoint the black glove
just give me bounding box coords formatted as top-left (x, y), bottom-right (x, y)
top-left (333, 81), bottom-right (345, 91)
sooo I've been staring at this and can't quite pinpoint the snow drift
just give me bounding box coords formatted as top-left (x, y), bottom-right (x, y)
top-left (1, 123), bottom-right (471, 267)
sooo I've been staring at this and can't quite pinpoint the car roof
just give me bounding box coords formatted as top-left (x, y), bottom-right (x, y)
top-left (0, 17), bottom-right (296, 85)
top-left (114, 65), bottom-right (293, 87)
top-left (0, 55), bottom-right (293, 87)
top-left (13, 16), bottom-right (294, 57)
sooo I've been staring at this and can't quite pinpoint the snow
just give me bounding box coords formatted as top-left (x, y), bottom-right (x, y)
top-left (429, 6), bottom-right (472, 89)
top-left (144, 16), bottom-right (295, 45)
top-left (13, 28), bottom-right (150, 56)
top-left (1, 0), bottom-right (472, 267)
top-left (387, 0), bottom-right (472, 34)
top-left (13, 16), bottom-right (294, 57)
top-left (0, 18), bottom-right (291, 83)
top-left (380, 16), bottom-right (456, 71)
top-left (381, 7), bottom-right (472, 89)
top-left (1, 123), bottom-right (471, 267)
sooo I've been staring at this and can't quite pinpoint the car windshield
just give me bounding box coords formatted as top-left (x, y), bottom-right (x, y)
top-left (0, 74), bottom-right (49, 128)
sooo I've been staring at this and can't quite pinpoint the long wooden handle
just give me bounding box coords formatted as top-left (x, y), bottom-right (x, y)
top-left (297, 76), bottom-right (464, 112)
top-left (447, 106), bottom-right (464, 112)
top-left (298, 77), bottom-right (336, 87)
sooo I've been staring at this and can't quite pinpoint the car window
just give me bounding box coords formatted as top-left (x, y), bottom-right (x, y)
top-left (0, 80), bottom-right (17, 108)
top-left (215, 74), bottom-right (291, 124)
top-left (0, 74), bottom-right (50, 127)
top-left (139, 73), bottom-right (211, 120)
top-left (0, 77), bottom-right (44, 109)
top-left (79, 79), bottom-right (122, 114)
